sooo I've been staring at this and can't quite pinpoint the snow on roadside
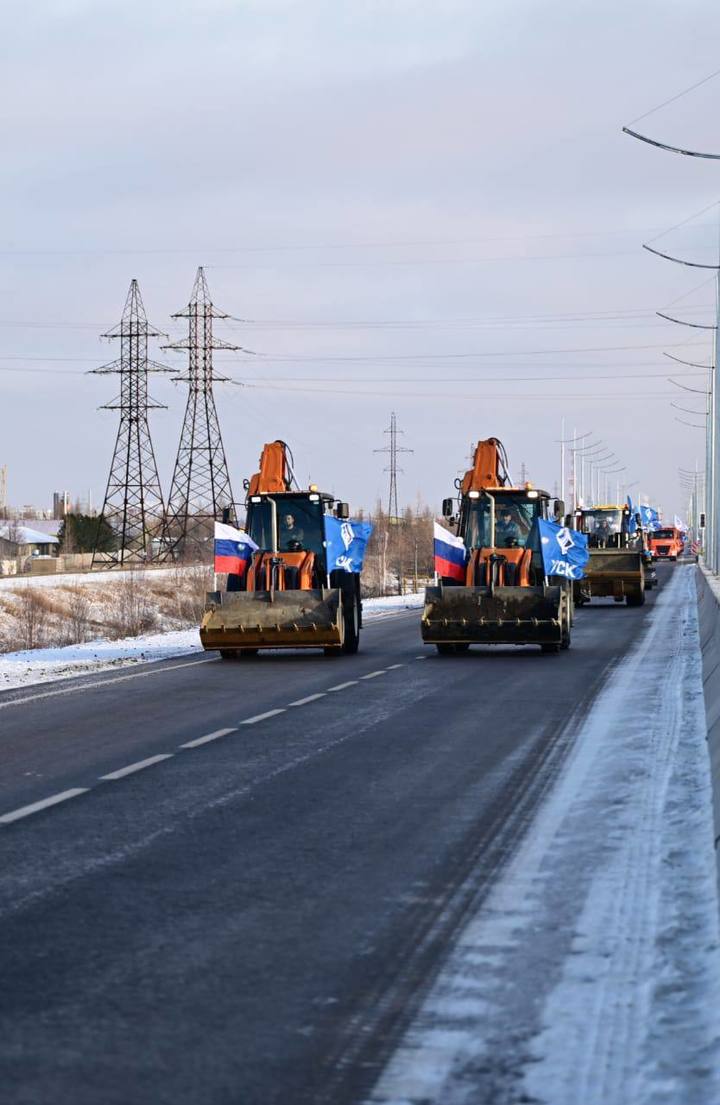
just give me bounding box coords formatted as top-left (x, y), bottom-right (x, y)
top-left (0, 592), bottom-right (424, 692)
top-left (368, 566), bottom-right (720, 1105)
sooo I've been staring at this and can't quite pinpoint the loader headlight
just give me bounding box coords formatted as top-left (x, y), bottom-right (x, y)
top-left (467, 490), bottom-right (480, 499)
top-left (250, 495), bottom-right (262, 503)
top-left (527, 490), bottom-right (539, 499)
top-left (308, 493), bottom-right (320, 501)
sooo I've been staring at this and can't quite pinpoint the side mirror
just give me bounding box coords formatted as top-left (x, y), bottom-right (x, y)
top-left (336, 502), bottom-right (350, 519)
top-left (563, 514), bottom-right (572, 528)
top-left (701, 512), bottom-right (707, 528)
top-left (635, 513), bottom-right (642, 527)
top-left (221, 507), bottom-right (232, 524)
top-left (554, 499), bottom-right (565, 521)
top-left (442, 497), bottom-right (454, 518)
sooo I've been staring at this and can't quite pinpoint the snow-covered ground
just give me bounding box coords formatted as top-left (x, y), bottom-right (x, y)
top-left (0, 566), bottom-right (190, 591)
top-left (369, 565), bottom-right (720, 1105)
top-left (0, 592), bottom-right (424, 692)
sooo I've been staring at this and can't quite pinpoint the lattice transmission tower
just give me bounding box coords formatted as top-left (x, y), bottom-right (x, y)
top-left (374, 412), bottom-right (413, 520)
top-left (161, 268), bottom-right (244, 559)
top-left (91, 280), bottom-right (171, 568)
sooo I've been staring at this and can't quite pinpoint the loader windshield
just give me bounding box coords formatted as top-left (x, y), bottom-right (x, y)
top-left (580, 509), bottom-right (623, 537)
top-left (465, 494), bottom-right (541, 550)
top-left (246, 495), bottom-right (326, 556)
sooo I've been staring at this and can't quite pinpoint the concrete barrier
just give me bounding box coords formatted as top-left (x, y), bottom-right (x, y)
top-left (696, 565), bottom-right (720, 849)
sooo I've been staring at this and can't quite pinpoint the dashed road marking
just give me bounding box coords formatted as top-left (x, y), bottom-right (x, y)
top-left (240, 708), bottom-right (286, 725)
top-left (180, 728), bottom-right (237, 749)
top-left (327, 681), bottom-right (358, 692)
top-left (289, 693), bottom-right (327, 707)
top-left (100, 754), bottom-right (174, 781)
top-left (415, 655), bottom-right (428, 660)
top-left (386, 663), bottom-right (405, 670)
top-left (0, 788), bottom-right (89, 825)
top-left (361, 670), bottom-right (386, 680)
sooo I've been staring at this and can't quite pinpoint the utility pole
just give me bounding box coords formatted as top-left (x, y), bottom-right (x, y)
top-left (374, 412), bottom-right (412, 521)
top-left (91, 280), bottom-right (171, 567)
top-left (162, 267), bottom-right (243, 560)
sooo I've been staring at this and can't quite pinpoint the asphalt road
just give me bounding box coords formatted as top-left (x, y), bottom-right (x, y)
top-left (0, 571), bottom-right (668, 1104)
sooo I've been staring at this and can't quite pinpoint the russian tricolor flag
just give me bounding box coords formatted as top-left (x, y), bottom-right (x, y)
top-left (434, 522), bottom-right (467, 583)
top-left (214, 522), bottom-right (258, 576)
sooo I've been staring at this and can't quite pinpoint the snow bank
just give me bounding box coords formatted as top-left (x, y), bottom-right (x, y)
top-left (369, 566), bottom-right (720, 1105)
top-left (0, 592), bottom-right (424, 692)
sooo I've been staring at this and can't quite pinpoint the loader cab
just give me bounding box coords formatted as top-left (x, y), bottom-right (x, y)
top-left (460, 487), bottom-right (549, 551)
top-left (458, 486), bottom-right (552, 588)
top-left (246, 491), bottom-right (335, 567)
top-left (575, 505), bottom-right (638, 550)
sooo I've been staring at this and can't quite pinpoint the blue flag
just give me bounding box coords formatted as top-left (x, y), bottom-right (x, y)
top-left (323, 517), bottom-right (373, 572)
top-left (538, 518), bottom-right (589, 581)
top-left (639, 504), bottom-right (660, 532)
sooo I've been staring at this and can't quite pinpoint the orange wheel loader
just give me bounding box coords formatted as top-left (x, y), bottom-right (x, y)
top-left (200, 441), bottom-right (363, 658)
top-left (421, 438), bottom-right (573, 653)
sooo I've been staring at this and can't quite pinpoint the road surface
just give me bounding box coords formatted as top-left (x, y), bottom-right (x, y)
top-left (0, 570), bottom-right (670, 1104)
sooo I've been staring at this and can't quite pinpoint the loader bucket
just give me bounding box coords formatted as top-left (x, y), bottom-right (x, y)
top-left (421, 583), bottom-right (564, 647)
top-left (575, 549), bottom-right (644, 602)
top-left (200, 587), bottom-right (344, 652)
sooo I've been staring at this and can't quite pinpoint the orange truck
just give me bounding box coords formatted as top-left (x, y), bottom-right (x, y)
top-left (648, 527), bottom-right (684, 562)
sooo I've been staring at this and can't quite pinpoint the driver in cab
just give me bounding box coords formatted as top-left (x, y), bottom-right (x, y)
top-left (496, 507), bottom-right (522, 547)
top-left (281, 512), bottom-right (305, 550)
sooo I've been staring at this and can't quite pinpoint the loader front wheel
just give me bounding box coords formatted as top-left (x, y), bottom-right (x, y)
top-left (626, 589), bottom-right (645, 607)
top-left (436, 643), bottom-right (457, 655)
top-left (341, 591), bottom-right (360, 655)
top-left (541, 643), bottom-right (561, 654)
top-left (219, 649), bottom-right (239, 660)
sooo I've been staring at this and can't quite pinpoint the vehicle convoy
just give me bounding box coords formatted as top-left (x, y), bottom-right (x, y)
top-left (421, 437), bottom-right (573, 654)
top-left (648, 526), bottom-right (684, 561)
top-left (571, 504), bottom-right (646, 606)
top-left (200, 440), bottom-right (364, 658)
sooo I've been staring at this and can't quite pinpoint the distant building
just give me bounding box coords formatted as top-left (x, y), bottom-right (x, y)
top-left (53, 491), bottom-right (71, 519)
top-left (0, 523), bottom-right (59, 562)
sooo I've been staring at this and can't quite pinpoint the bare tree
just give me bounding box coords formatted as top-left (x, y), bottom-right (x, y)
top-left (15, 587), bottom-right (49, 650)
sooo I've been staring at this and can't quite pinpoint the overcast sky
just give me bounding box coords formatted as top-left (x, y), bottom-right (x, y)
top-left (2, 0), bottom-right (720, 519)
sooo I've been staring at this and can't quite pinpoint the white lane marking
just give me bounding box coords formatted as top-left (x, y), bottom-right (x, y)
top-left (0, 788), bottom-right (89, 825)
top-left (361, 670), bottom-right (386, 680)
top-left (0, 656), bottom-right (216, 711)
top-left (240, 708), bottom-right (286, 725)
top-left (386, 663), bottom-right (405, 670)
top-left (415, 655), bottom-right (428, 661)
top-left (180, 727), bottom-right (237, 749)
top-left (327, 681), bottom-right (358, 692)
top-left (289, 693), bottom-right (327, 707)
top-left (100, 754), bottom-right (174, 781)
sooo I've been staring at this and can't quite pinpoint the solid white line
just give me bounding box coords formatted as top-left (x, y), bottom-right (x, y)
top-left (100, 754), bottom-right (174, 781)
top-left (0, 788), bottom-right (89, 825)
top-left (180, 727), bottom-right (237, 749)
top-left (327, 681), bottom-right (358, 692)
top-left (386, 663), bottom-right (405, 670)
top-left (0, 656), bottom-right (216, 711)
top-left (360, 670), bottom-right (387, 680)
top-left (288, 693), bottom-right (327, 707)
top-left (240, 708), bottom-right (286, 725)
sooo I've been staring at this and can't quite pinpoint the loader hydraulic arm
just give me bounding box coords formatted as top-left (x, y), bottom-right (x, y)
top-left (460, 438), bottom-right (509, 495)
top-left (247, 440), bottom-right (292, 496)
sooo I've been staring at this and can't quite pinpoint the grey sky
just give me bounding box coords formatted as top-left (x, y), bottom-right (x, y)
top-left (2, 0), bottom-right (719, 519)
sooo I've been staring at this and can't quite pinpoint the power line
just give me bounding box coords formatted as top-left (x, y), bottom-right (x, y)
top-left (627, 66), bottom-right (720, 127)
